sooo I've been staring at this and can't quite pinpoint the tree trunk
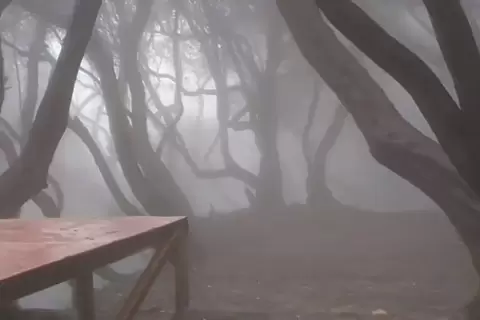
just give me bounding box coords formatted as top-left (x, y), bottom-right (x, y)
top-left (0, 0), bottom-right (101, 218)
top-left (20, 22), bottom-right (47, 146)
top-left (182, 5), bottom-right (259, 187)
top-left (119, 0), bottom-right (193, 217)
top-left (306, 105), bottom-right (348, 210)
top-left (87, 35), bottom-right (175, 217)
top-left (16, 0), bottom-right (189, 218)
top-left (254, 16), bottom-right (285, 212)
top-left (276, 1), bottom-right (480, 317)
top-left (423, 0), bottom-right (480, 114)
top-left (0, 1), bottom-right (13, 114)
top-left (68, 117), bottom-right (143, 217)
top-left (0, 131), bottom-right (60, 217)
top-left (316, 0), bottom-right (480, 202)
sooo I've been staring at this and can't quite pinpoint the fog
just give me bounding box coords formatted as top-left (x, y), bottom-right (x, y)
top-left (1, 0), bottom-right (479, 318)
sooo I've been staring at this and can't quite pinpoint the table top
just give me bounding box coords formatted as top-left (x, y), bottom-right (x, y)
top-left (0, 216), bottom-right (187, 300)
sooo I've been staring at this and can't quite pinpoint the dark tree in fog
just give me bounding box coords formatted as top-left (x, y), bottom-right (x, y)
top-left (277, 0), bottom-right (480, 317)
top-left (0, 0), bottom-right (101, 218)
top-left (180, 0), bottom-right (286, 212)
top-left (1, 0), bottom-right (403, 219)
top-left (8, 0), bottom-right (349, 218)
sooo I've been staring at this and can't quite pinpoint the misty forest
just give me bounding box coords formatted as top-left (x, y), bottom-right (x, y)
top-left (1, 0), bottom-right (480, 319)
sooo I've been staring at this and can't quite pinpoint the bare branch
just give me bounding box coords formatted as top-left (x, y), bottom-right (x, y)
top-left (145, 65), bottom-right (240, 96)
top-left (229, 121), bottom-right (251, 131)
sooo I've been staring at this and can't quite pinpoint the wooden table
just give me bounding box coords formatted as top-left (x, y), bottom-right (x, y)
top-left (0, 216), bottom-right (189, 320)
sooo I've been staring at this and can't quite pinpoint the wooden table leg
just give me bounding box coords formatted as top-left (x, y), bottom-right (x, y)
top-left (116, 233), bottom-right (178, 320)
top-left (74, 272), bottom-right (95, 320)
top-left (172, 234), bottom-right (189, 315)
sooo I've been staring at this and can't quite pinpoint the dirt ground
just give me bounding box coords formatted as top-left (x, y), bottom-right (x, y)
top-left (96, 207), bottom-right (476, 319)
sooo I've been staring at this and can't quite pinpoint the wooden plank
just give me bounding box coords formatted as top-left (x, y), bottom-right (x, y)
top-left (0, 216), bottom-right (187, 300)
top-left (116, 232), bottom-right (179, 320)
top-left (74, 272), bottom-right (96, 320)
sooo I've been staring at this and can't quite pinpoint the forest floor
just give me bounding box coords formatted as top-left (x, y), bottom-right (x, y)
top-left (96, 206), bottom-right (476, 319)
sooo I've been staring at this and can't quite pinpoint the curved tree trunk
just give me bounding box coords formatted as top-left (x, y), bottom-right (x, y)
top-left (68, 117), bottom-right (143, 217)
top-left (316, 0), bottom-right (480, 199)
top-left (305, 104), bottom-right (348, 210)
top-left (119, 0), bottom-right (193, 217)
top-left (88, 35), bottom-right (174, 217)
top-left (88, 24), bottom-right (194, 218)
top-left (10, 0), bottom-right (190, 218)
top-left (0, 0), bottom-right (101, 218)
top-left (277, 1), bottom-right (480, 318)
top-left (0, 131), bottom-right (59, 217)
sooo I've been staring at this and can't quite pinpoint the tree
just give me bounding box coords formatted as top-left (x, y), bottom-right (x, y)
top-left (0, 0), bottom-right (101, 218)
top-left (10, 0), bottom-right (396, 218)
top-left (276, 0), bottom-right (480, 317)
top-left (177, 0), bottom-right (288, 212)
